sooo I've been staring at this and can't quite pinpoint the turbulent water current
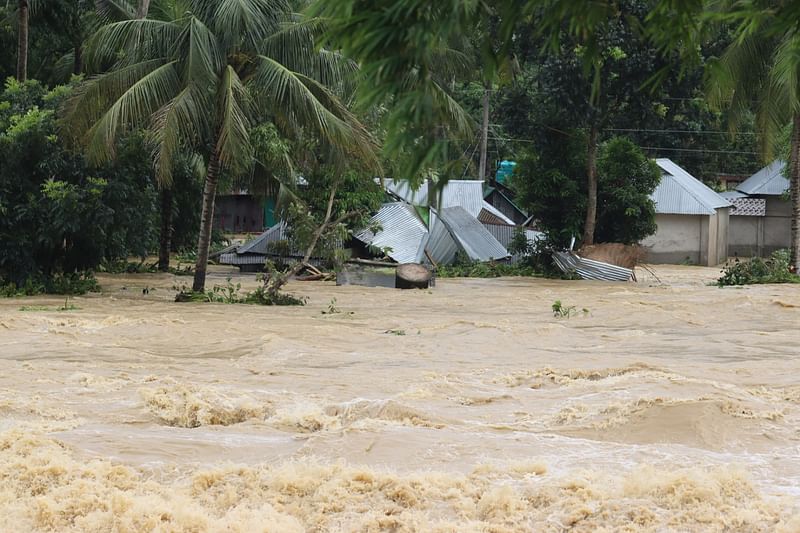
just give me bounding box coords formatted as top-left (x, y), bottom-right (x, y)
top-left (1, 265), bottom-right (799, 531)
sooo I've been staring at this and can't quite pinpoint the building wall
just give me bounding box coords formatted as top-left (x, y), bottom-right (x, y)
top-left (213, 195), bottom-right (265, 233)
top-left (641, 214), bottom-right (705, 265)
top-left (729, 216), bottom-right (763, 258)
top-left (764, 197), bottom-right (791, 253)
top-left (713, 208), bottom-right (730, 266)
top-left (728, 198), bottom-right (790, 257)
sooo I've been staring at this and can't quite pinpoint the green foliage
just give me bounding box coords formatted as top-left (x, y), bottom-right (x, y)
top-left (19, 296), bottom-right (80, 312)
top-left (716, 250), bottom-right (800, 287)
top-left (512, 136), bottom-right (658, 246)
top-left (1, 271), bottom-right (100, 297)
top-left (595, 137), bottom-right (660, 244)
top-left (552, 300), bottom-right (589, 318)
top-left (0, 80), bottom-right (158, 284)
top-left (172, 277), bottom-right (307, 306)
top-left (436, 254), bottom-right (539, 279)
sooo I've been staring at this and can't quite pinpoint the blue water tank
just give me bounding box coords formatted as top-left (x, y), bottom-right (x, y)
top-left (495, 160), bottom-right (516, 183)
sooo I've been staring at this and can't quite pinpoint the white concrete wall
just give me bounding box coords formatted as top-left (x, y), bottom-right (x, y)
top-left (642, 214), bottom-right (704, 265)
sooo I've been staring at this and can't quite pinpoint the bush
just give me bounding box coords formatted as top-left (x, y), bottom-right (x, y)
top-left (717, 250), bottom-right (800, 287)
top-left (1, 271), bottom-right (100, 296)
top-left (436, 253), bottom-right (539, 278)
top-left (0, 79), bottom-right (158, 283)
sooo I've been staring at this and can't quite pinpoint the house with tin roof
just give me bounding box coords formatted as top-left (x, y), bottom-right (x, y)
top-left (725, 160), bottom-right (790, 257)
top-left (640, 159), bottom-right (732, 266)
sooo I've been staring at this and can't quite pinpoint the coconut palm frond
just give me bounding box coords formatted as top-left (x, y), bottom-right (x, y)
top-left (84, 60), bottom-right (181, 165)
top-left (61, 57), bottom-right (172, 141)
top-left (250, 55), bottom-right (377, 169)
top-left (210, 0), bottom-right (287, 50)
top-left (84, 18), bottom-right (180, 72)
top-left (151, 84), bottom-right (212, 185)
top-left (215, 65), bottom-right (253, 174)
top-left (95, 0), bottom-right (136, 22)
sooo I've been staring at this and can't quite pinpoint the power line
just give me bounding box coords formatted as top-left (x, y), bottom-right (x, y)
top-left (487, 136), bottom-right (758, 155)
top-left (488, 124), bottom-right (757, 136)
top-left (607, 128), bottom-right (757, 136)
top-left (640, 146), bottom-right (758, 155)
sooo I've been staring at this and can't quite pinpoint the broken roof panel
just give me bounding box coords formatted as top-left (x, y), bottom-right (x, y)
top-left (438, 206), bottom-right (509, 262)
top-left (236, 222), bottom-right (289, 255)
top-left (425, 209), bottom-right (459, 265)
top-left (552, 251), bottom-right (633, 282)
top-left (439, 180), bottom-right (484, 217)
top-left (383, 179), bottom-right (429, 206)
top-left (354, 202), bottom-right (428, 264)
top-left (737, 160), bottom-right (789, 196)
top-left (652, 159), bottom-right (732, 215)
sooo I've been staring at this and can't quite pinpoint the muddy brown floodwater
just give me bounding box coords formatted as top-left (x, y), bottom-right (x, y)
top-left (1, 265), bottom-right (799, 532)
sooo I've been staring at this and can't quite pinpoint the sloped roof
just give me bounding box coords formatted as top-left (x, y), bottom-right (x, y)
top-left (354, 202), bottom-right (428, 264)
top-left (719, 190), bottom-right (747, 200)
top-left (652, 159), bottom-right (732, 215)
top-left (425, 209), bottom-right (459, 265)
top-left (383, 179), bottom-right (429, 206)
top-left (236, 222), bottom-right (289, 254)
top-left (383, 179), bottom-right (514, 224)
top-left (438, 206), bottom-right (509, 261)
top-left (737, 160), bottom-right (789, 196)
top-left (439, 180), bottom-right (484, 217)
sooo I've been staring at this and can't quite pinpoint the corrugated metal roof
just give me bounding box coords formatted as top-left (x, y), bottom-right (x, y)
top-left (719, 190), bottom-right (747, 200)
top-left (652, 159), bottom-right (732, 215)
top-left (480, 202), bottom-right (515, 225)
top-left (552, 251), bottom-right (633, 282)
top-left (737, 160), bottom-right (789, 196)
top-left (383, 179), bottom-right (429, 206)
top-left (438, 206), bottom-right (509, 261)
top-left (354, 202), bottom-right (428, 264)
top-left (236, 222), bottom-right (288, 254)
top-left (439, 180), bottom-right (485, 217)
top-left (425, 209), bottom-right (458, 265)
top-left (482, 223), bottom-right (543, 249)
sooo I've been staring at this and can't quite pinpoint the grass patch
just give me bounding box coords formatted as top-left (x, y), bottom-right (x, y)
top-left (19, 297), bottom-right (80, 312)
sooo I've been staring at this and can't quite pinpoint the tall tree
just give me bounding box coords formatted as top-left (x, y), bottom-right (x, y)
top-left (16, 0), bottom-right (29, 81)
top-left (708, 0), bottom-right (800, 270)
top-left (63, 0), bottom-right (375, 291)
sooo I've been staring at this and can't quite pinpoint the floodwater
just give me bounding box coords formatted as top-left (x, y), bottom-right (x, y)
top-left (1, 265), bottom-right (799, 532)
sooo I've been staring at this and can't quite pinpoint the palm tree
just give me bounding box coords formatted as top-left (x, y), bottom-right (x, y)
top-left (63, 0), bottom-right (375, 291)
top-left (16, 0), bottom-right (29, 81)
top-left (708, 6), bottom-right (800, 271)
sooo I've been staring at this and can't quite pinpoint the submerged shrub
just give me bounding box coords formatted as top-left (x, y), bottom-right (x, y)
top-left (717, 249), bottom-right (800, 287)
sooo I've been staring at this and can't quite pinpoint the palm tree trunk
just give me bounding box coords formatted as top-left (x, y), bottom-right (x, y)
top-left (478, 81), bottom-right (490, 181)
top-left (790, 112), bottom-right (800, 272)
top-left (73, 46), bottom-right (83, 75)
top-left (136, 0), bottom-right (151, 18)
top-left (16, 0), bottom-right (28, 82)
top-left (582, 124), bottom-right (599, 246)
top-left (192, 149), bottom-right (221, 292)
top-left (158, 187), bottom-right (173, 272)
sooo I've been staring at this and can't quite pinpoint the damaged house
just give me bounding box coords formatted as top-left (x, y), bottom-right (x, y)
top-left (219, 179), bottom-right (537, 270)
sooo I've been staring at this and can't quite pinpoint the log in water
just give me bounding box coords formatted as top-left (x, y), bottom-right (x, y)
top-left (395, 263), bottom-right (432, 289)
